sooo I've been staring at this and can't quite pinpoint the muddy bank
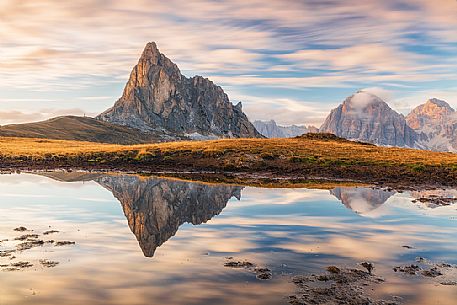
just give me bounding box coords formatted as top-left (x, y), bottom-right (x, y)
top-left (222, 257), bottom-right (456, 305)
top-left (394, 257), bottom-right (457, 286)
top-left (223, 259), bottom-right (400, 304)
top-left (289, 266), bottom-right (399, 305)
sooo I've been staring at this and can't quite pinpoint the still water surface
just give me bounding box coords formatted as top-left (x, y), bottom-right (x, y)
top-left (0, 172), bottom-right (456, 305)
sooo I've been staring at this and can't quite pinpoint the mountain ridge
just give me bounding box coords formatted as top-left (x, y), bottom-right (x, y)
top-left (0, 115), bottom-right (170, 144)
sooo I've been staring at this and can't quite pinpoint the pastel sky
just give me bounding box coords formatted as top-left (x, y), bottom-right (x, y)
top-left (1, 0), bottom-right (457, 126)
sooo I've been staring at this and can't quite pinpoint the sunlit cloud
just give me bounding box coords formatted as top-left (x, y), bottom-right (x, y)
top-left (229, 93), bottom-right (329, 126)
top-left (0, 0), bottom-right (457, 125)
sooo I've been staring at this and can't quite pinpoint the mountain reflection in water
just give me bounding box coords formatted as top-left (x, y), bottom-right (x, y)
top-left (1, 172), bottom-right (457, 305)
top-left (97, 175), bottom-right (242, 257)
top-left (39, 172), bottom-right (457, 256)
top-left (330, 187), bottom-right (396, 215)
top-left (40, 172), bottom-right (242, 257)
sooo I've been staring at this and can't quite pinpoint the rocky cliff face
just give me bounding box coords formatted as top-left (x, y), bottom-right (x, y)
top-left (97, 42), bottom-right (261, 140)
top-left (406, 99), bottom-right (457, 151)
top-left (96, 175), bottom-right (242, 257)
top-left (253, 120), bottom-right (309, 138)
top-left (320, 91), bottom-right (419, 147)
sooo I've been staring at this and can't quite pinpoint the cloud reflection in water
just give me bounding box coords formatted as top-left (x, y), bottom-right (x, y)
top-left (0, 173), bottom-right (456, 305)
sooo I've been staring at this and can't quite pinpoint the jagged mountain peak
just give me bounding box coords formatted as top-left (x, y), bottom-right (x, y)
top-left (97, 42), bottom-right (261, 140)
top-left (140, 42), bottom-right (160, 62)
top-left (141, 42), bottom-right (159, 56)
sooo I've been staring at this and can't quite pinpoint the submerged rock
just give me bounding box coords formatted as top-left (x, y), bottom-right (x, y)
top-left (55, 241), bottom-right (75, 246)
top-left (11, 261), bottom-right (33, 268)
top-left (224, 261), bottom-right (255, 268)
top-left (393, 257), bottom-right (456, 284)
top-left (224, 258), bottom-right (272, 281)
top-left (16, 240), bottom-right (45, 251)
top-left (39, 259), bottom-right (59, 268)
top-left (43, 230), bottom-right (60, 235)
top-left (14, 234), bottom-right (39, 241)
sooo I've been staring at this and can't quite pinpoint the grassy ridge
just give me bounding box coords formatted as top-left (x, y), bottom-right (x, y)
top-left (0, 116), bottom-right (165, 144)
top-left (1, 135), bottom-right (457, 186)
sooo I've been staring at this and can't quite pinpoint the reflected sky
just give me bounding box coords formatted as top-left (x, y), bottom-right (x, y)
top-left (0, 173), bottom-right (456, 305)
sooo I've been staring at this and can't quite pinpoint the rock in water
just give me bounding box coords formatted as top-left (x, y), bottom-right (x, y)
top-left (319, 90), bottom-right (419, 147)
top-left (97, 42), bottom-right (262, 140)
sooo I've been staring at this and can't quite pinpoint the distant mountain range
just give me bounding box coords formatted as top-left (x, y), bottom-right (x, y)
top-left (253, 120), bottom-right (318, 138)
top-left (320, 91), bottom-right (457, 152)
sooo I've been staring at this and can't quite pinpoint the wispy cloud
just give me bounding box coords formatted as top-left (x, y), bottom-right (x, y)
top-left (0, 0), bottom-right (456, 125)
top-left (231, 93), bottom-right (330, 126)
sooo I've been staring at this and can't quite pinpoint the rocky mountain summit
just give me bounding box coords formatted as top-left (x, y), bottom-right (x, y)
top-left (97, 42), bottom-right (262, 140)
top-left (406, 98), bottom-right (457, 151)
top-left (406, 98), bottom-right (454, 130)
top-left (253, 120), bottom-right (313, 138)
top-left (320, 91), bottom-right (418, 147)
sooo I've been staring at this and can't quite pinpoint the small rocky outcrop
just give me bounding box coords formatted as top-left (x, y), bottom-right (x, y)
top-left (97, 42), bottom-right (262, 140)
